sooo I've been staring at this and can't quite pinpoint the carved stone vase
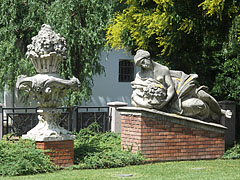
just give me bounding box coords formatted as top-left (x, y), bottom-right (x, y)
top-left (16, 24), bottom-right (80, 141)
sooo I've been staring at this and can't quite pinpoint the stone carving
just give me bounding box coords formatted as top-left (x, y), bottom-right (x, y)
top-left (131, 49), bottom-right (232, 122)
top-left (16, 24), bottom-right (80, 141)
top-left (16, 74), bottom-right (79, 108)
top-left (26, 24), bottom-right (67, 73)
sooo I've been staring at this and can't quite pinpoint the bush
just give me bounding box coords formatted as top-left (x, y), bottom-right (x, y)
top-left (73, 122), bottom-right (145, 169)
top-left (222, 143), bottom-right (240, 159)
top-left (0, 123), bottom-right (145, 176)
top-left (0, 136), bottom-right (56, 176)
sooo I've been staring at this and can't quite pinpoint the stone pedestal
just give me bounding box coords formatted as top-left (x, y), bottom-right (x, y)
top-left (16, 25), bottom-right (78, 168)
top-left (107, 101), bottom-right (128, 133)
top-left (22, 109), bottom-right (75, 141)
top-left (36, 140), bottom-right (74, 167)
top-left (219, 101), bottom-right (236, 147)
top-left (118, 107), bottom-right (226, 162)
top-left (22, 109), bottom-right (75, 167)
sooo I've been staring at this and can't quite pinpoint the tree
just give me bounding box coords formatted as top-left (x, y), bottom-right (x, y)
top-left (0, 0), bottom-right (115, 105)
top-left (106, 0), bottom-right (240, 102)
top-left (0, 0), bottom-right (45, 90)
top-left (211, 16), bottom-right (240, 102)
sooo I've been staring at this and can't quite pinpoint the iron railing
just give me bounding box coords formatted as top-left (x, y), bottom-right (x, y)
top-left (0, 106), bottom-right (111, 138)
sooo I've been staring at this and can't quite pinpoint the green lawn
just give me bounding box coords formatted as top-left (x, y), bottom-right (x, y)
top-left (1, 160), bottom-right (240, 180)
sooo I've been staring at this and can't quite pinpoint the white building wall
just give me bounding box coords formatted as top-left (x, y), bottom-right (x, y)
top-left (2, 49), bottom-right (136, 107)
top-left (83, 49), bottom-right (137, 106)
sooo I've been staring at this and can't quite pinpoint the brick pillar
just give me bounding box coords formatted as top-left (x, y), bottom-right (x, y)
top-left (118, 107), bottom-right (226, 162)
top-left (36, 140), bottom-right (74, 167)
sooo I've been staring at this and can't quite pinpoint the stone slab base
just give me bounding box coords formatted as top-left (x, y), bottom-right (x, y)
top-left (36, 140), bottom-right (74, 167)
top-left (118, 107), bottom-right (226, 162)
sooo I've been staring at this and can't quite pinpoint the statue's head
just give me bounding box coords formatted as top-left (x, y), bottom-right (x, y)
top-left (134, 49), bottom-right (152, 69)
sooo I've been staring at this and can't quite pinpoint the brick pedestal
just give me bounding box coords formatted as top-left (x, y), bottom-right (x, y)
top-left (118, 107), bottom-right (226, 162)
top-left (36, 140), bottom-right (74, 167)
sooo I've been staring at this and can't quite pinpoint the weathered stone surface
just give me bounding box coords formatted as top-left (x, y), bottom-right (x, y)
top-left (131, 49), bottom-right (232, 122)
top-left (107, 101), bottom-right (128, 133)
top-left (22, 109), bottom-right (75, 141)
top-left (17, 24), bottom-right (79, 141)
top-left (26, 24), bottom-right (67, 74)
top-left (16, 74), bottom-right (80, 108)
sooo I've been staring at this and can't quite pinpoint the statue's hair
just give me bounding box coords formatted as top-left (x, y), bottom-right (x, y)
top-left (134, 49), bottom-right (150, 65)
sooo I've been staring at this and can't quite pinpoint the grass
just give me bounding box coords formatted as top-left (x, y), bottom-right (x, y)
top-left (1, 159), bottom-right (239, 180)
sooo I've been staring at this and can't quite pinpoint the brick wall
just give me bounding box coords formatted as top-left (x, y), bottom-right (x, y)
top-left (119, 107), bottom-right (226, 162)
top-left (36, 140), bottom-right (74, 167)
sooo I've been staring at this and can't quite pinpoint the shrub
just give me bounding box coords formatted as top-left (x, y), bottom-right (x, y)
top-left (222, 143), bottom-right (240, 159)
top-left (0, 136), bottom-right (56, 176)
top-left (0, 123), bottom-right (145, 176)
top-left (73, 122), bottom-right (145, 169)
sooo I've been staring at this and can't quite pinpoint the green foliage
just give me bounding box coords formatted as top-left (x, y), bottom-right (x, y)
top-left (211, 16), bottom-right (240, 103)
top-left (107, 0), bottom-right (177, 55)
top-left (76, 150), bottom-right (144, 169)
top-left (0, 0), bottom-right (43, 90)
top-left (107, 0), bottom-right (239, 56)
top-left (0, 0), bottom-right (115, 105)
top-left (46, 0), bottom-right (115, 105)
top-left (0, 137), bottom-right (56, 176)
top-left (1, 160), bottom-right (240, 180)
top-left (73, 122), bottom-right (145, 169)
top-left (199, 0), bottom-right (238, 19)
top-left (222, 143), bottom-right (240, 159)
top-left (106, 0), bottom-right (240, 102)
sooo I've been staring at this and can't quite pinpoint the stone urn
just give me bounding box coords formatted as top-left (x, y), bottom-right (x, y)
top-left (16, 24), bottom-right (80, 141)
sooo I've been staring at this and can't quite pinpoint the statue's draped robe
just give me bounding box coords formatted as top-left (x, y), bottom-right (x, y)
top-left (170, 70), bottom-right (221, 121)
top-left (132, 70), bottom-right (221, 121)
top-left (169, 70), bottom-right (199, 114)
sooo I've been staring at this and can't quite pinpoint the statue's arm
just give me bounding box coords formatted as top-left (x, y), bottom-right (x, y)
top-left (157, 72), bottom-right (175, 109)
top-left (165, 74), bottom-right (175, 102)
top-left (131, 80), bottom-right (147, 89)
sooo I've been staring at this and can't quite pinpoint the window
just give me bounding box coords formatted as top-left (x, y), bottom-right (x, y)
top-left (119, 59), bottom-right (134, 82)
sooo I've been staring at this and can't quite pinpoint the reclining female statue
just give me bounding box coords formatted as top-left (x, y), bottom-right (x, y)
top-left (131, 49), bottom-right (232, 122)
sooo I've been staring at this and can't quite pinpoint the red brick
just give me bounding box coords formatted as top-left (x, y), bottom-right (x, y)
top-left (121, 112), bottom-right (225, 162)
top-left (35, 140), bottom-right (74, 167)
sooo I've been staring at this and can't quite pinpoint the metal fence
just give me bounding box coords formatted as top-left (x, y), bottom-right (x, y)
top-left (0, 106), bottom-right (111, 138)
